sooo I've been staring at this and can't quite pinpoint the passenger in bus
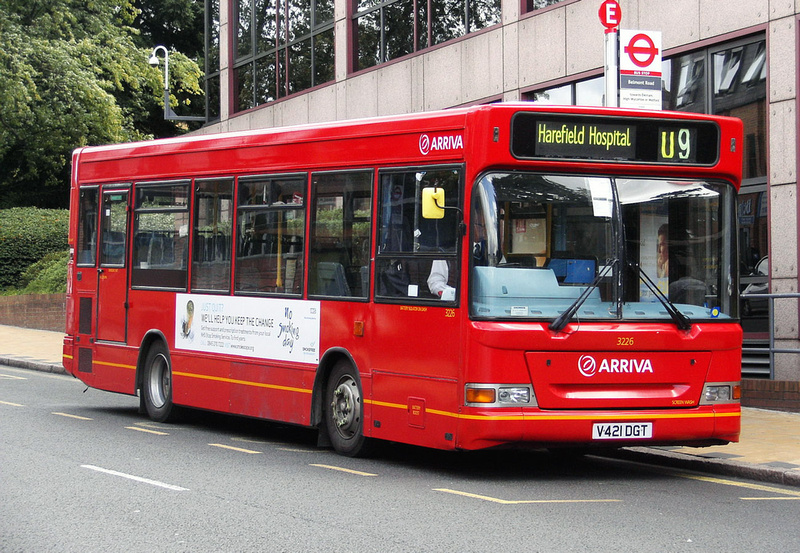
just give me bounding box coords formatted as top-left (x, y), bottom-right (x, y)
top-left (667, 231), bottom-right (706, 306)
top-left (668, 257), bottom-right (706, 306)
top-left (428, 260), bottom-right (455, 300)
top-left (427, 217), bottom-right (487, 299)
top-left (657, 223), bottom-right (669, 279)
top-left (378, 259), bottom-right (410, 296)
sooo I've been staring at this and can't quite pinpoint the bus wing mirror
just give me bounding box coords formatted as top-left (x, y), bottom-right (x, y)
top-left (422, 187), bottom-right (445, 219)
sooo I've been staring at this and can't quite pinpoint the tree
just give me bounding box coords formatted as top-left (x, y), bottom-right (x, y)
top-left (0, 0), bottom-right (204, 209)
top-left (135, 0), bottom-right (205, 58)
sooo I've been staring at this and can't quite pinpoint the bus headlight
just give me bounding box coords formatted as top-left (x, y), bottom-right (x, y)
top-left (701, 382), bottom-right (741, 404)
top-left (705, 386), bottom-right (730, 401)
top-left (498, 387), bottom-right (531, 404)
top-left (465, 384), bottom-right (535, 407)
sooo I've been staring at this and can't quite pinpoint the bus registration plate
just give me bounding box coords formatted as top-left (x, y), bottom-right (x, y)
top-left (592, 422), bottom-right (653, 440)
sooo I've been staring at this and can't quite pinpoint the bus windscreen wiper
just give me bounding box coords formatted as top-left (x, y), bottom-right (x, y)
top-left (549, 259), bottom-right (617, 333)
top-left (631, 262), bottom-right (692, 331)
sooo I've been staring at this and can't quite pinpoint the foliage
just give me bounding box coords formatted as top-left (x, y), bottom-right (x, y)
top-left (19, 251), bottom-right (69, 294)
top-left (135, 0), bottom-right (205, 59)
top-left (0, 208), bottom-right (69, 290)
top-left (0, 0), bottom-right (205, 209)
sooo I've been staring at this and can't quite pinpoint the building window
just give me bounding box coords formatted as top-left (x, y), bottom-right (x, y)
top-left (663, 36), bottom-right (766, 182)
top-left (525, 75), bottom-right (604, 106)
top-left (234, 0), bottom-right (334, 112)
top-left (525, 0), bottom-right (572, 12)
top-left (354, 0), bottom-right (501, 72)
top-left (711, 39), bottom-right (766, 182)
top-left (663, 49), bottom-right (706, 113)
top-left (205, 0), bottom-right (221, 121)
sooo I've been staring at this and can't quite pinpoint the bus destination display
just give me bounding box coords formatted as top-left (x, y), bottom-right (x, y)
top-left (511, 113), bottom-right (719, 165)
top-left (534, 121), bottom-right (636, 160)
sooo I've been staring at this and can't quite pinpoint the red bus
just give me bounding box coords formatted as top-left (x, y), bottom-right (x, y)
top-left (63, 104), bottom-right (743, 456)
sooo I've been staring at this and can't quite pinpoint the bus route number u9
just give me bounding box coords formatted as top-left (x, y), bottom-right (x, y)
top-left (658, 127), bottom-right (696, 163)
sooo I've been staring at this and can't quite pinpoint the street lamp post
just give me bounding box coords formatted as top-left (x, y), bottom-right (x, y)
top-left (148, 45), bottom-right (205, 122)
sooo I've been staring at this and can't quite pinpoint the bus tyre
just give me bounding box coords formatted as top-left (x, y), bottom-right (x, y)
top-left (325, 361), bottom-right (369, 457)
top-left (143, 342), bottom-right (177, 423)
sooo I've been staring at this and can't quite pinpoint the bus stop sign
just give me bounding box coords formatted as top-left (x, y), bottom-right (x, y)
top-left (598, 0), bottom-right (622, 30)
top-left (624, 33), bottom-right (659, 68)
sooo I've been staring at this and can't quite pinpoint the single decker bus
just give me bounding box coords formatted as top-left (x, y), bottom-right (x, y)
top-left (63, 103), bottom-right (743, 456)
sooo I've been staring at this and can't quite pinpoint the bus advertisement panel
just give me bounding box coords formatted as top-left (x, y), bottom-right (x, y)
top-left (175, 294), bottom-right (320, 364)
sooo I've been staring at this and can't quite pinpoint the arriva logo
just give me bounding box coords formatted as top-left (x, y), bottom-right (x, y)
top-left (578, 355), bottom-right (654, 377)
top-left (419, 133), bottom-right (464, 155)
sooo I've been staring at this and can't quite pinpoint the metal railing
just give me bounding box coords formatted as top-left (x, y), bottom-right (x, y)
top-left (740, 292), bottom-right (800, 379)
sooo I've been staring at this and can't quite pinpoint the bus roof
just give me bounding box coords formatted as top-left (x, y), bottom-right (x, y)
top-left (73, 103), bottom-right (743, 186)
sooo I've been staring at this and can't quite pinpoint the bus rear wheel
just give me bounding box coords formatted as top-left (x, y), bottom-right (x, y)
top-left (142, 341), bottom-right (177, 423)
top-left (324, 361), bottom-right (369, 457)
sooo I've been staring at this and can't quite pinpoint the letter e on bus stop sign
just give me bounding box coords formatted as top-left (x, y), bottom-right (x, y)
top-left (598, 0), bottom-right (622, 30)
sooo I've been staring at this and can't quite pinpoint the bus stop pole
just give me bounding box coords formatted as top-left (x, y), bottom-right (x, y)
top-left (604, 29), bottom-right (619, 108)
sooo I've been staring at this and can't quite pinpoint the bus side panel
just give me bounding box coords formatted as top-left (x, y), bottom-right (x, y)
top-left (229, 361), bottom-right (315, 426)
top-left (90, 342), bottom-right (138, 394)
top-left (367, 303), bottom-right (462, 449)
top-left (170, 351), bottom-right (233, 413)
top-left (370, 371), bottom-right (460, 450)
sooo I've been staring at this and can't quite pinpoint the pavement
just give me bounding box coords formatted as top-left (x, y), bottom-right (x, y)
top-left (1, 324), bottom-right (799, 487)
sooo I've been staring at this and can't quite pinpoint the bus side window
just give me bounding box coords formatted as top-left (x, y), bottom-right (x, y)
top-left (309, 171), bottom-right (373, 298)
top-left (235, 174), bottom-right (305, 296)
top-left (375, 168), bottom-right (461, 301)
top-left (131, 182), bottom-right (190, 290)
top-left (192, 178), bottom-right (234, 293)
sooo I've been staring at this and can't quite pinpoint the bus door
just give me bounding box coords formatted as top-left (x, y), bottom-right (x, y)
top-left (73, 187), bottom-right (100, 375)
top-left (370, 167), bottom-right (464, 448)
top-left (96, 187), bottom-right (130, 343)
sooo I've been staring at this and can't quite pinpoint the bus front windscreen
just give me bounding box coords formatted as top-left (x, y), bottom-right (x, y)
top-left (470, 173), bottom-right (737, 324)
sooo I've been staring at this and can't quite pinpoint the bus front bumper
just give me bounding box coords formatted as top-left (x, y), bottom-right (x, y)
top-left (453, 403), bottom-right (740, 450)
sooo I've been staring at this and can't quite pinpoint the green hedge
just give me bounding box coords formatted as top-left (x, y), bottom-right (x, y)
top-left (0, 208), bottom-right (69, 290)
top-left (19, 251), bottom-right (69, 293)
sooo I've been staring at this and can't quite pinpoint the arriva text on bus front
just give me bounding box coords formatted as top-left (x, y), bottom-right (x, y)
top-left (537, 122), bottom-right (633, 151)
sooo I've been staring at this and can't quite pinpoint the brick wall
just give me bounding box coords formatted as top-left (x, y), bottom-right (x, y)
top-left (0, 294), bottom-right (66, 333)
top-left (742, 379), bottom-right (800, 413)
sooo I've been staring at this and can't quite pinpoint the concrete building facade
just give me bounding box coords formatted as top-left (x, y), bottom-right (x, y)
top-left (195, 0), bottom-right (800, 405)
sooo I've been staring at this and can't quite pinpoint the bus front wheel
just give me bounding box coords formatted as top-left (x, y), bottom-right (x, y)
top-left (324, 361), bottom-right (369, 457)
top-left (142, 341), bottom-right (176, 423)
